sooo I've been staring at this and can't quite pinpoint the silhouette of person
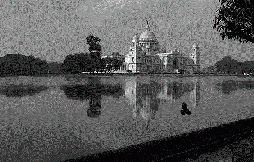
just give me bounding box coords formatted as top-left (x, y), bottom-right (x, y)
top-left (181, 109), bottom-right (186, 115)
top-left (181, 102), bottom-right (191, 115)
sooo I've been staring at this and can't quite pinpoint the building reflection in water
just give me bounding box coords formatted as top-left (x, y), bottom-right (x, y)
top-left (189, 78), bottom-right (201, 109)
top-left (157, 80), bottom-right (195, 102)
top-left (61, 77), bottom-right (124, 118)
top-left (157, 79), bottom-right (174, 104)
top-left (124, 77), bottom-right (161, 128)
top-left (125, 77), bottom-right (201, 122)
top-left (156, 79), bottom-right (198, 107)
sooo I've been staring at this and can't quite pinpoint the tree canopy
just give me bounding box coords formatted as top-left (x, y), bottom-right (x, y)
top-left (214, 0), bottom-right (254, 43)
top-left (86, 35), bottom-right (102, 52)
top-left (214, 55), bottom-right (254, 74)
top-left (215, 56), bottom-right (240, 74)
top-left (62, 52), bottom-right (93, 74)
top-left (0, 54), bottom-right (48, 76)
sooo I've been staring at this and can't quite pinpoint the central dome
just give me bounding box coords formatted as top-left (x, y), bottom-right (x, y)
top-left (139, 30), bottom-right (157, 42)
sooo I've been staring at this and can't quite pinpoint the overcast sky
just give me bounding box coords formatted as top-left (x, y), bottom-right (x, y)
top-left (0, 0), bottom-right (253, 66)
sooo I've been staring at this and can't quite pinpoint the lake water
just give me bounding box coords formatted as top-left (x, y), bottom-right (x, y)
top-left (0, 75), bottom-right (253, 162)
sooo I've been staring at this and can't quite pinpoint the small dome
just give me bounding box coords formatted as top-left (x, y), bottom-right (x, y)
top-left (132, 34), bottom-right (139, 42)
top-left (192, 43), bottom-right (199, 48)
top-left (139, 30), bottom-right (157, 42)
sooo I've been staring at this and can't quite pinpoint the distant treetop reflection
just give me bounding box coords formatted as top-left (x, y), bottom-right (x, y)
top-left (0, 85), bottom-right (48, 97)
top-left (60, 77), bottom-right (124, 118)
top-left (60, 83), bottom-right (124, 101)
top-left (88, 93), bottom-right (102, 118)
top-left (215, 80), bottom-right (254, 94)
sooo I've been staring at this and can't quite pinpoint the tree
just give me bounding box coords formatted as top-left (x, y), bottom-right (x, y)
top-left (30, 58), bottom-right (48, 75)
top-left (62, 54), bottom-right (79, 74)
top-left (241, 61), bottom-right (254, 74)
top-left (62, 53), bottom-right (92, 74)
top-left (215, 56), bottom-right (243, 74)
top-left (86, 35), bottom-right (102, 53)
top-left (112, 58), bottom-right (123, 71)
top-left (214, 0), bottom-right (254, 43)
top-left (86, 35), bottom-right (103, 73)
top-left (47, 62), bottom-right (64, 74)
top-left (79, 52), bottom-right (92, 72)
top-left (102, 57), bottom-right (113, 72)
top-left (0, 54), bottom-right (48, 76)
top-left (202, 65), bottom-right (215, 74)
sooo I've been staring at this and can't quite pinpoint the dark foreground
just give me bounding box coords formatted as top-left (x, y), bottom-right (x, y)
top-left (64, 117), bottom-right (253, 162)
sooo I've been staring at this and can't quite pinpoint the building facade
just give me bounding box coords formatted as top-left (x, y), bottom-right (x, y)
top-left (125, 23), bottom-right (201, 74)
top-left (125, 24), bottom-right (162, 73)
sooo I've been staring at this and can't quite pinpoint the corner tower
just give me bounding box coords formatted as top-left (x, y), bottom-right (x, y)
top-left (125, 34), bottom-right (140, 72)
top-left (190, 43), bottom-right (200, 72)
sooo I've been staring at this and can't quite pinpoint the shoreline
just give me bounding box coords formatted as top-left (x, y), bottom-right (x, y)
top-left (0, 72), bottom-right (253, 78)
top-left (65, 117), bottom-right (253, 162)
top-left (182, 135), bottom-right (253, 162)
top-left (78, 73), bottom-right (253, 78)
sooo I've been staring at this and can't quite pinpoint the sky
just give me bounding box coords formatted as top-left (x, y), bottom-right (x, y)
top-left (0, 0), bottom-right (253, 67)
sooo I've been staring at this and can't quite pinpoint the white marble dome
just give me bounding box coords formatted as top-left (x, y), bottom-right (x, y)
top-left (139, 30), bottom-right (157, 42)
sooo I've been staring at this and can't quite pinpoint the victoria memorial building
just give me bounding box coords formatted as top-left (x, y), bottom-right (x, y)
top-left (124, 23), bottom-right (201, 74)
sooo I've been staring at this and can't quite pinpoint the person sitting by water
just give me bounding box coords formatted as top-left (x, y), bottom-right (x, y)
top-left (181, 102), bottom-right (191, 115)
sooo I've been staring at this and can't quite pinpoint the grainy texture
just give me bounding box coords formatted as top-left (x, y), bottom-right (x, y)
top-left (0, 75), bottom-right (253, 161)
top-left (0, 0), bottom-right (253, 65)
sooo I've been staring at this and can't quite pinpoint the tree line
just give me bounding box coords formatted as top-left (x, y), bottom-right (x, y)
top-left (0, 54), bottom-right (48, 76)
top-left (1, 33), bottom-right (253, 76)
top-left (62, 52), bottom-right (123, 74)
top-left (0, 35), bottom-right (123, 76)
top-left (202, 56), bottom-right (254, 75)
top-left (0, 53), bottom-right (252, 76)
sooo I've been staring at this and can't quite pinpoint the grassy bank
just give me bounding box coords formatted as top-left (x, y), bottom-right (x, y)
top-left (64, 117), bottom-right (253, 162)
